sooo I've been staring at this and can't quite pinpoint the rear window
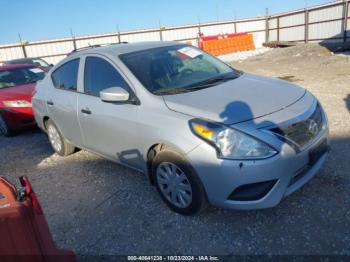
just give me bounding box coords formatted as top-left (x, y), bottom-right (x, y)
top-left (0, 67), bottom-right (45, 89)
top-left (51, 59), bottom-right (79, 91)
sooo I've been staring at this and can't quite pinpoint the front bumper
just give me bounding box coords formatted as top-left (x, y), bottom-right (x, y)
top-left (186, 122), bottom-right (329, 211)
top-left (0, 107), bottom-right (36, 130)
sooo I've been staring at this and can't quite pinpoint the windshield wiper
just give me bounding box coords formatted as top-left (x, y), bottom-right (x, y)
top-left (185, 75), bottom-right (238, 90)
top-left (153, 87), bottom-right (193, 95)
top-left (25, 78), bottom-right (38, 84)
top-left (153, 74), bottom-right (239, 95)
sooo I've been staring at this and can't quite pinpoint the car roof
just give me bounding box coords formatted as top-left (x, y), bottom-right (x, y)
top-left (5, 58), bottom-right (34, 64)
top-left (0, 64), bottom-right (35, 71)
top-left (72, 41), bottom-right (183, 57)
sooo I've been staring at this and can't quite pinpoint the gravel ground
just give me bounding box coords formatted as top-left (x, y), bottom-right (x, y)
top-left (0, 43), bottom-right (349, 256)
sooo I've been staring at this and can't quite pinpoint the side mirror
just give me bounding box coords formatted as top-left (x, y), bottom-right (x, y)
top-left (100, 87), bottom-right (130, 102)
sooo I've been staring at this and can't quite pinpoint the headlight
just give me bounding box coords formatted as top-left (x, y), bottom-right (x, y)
top-left (3, 100), bottom-right (32, 108)
top-left (189, 119), bottom-right (277, 160)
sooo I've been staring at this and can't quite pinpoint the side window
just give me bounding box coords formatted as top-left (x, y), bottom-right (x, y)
top-left (84, 56), bottom-right (130, 97)
top-left (51, 59), bottom-right (79, 91)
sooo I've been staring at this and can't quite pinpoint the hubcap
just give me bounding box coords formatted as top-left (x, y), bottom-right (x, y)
top-left (47, 125), bottom-right (62, 152)
top-left (156, 162), bottom-right (192, 208)
top-left (0, 115), bottom-right (8, 135)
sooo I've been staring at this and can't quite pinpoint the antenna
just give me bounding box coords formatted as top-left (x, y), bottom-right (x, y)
top-left (70, 28), bottom-right (77, 51)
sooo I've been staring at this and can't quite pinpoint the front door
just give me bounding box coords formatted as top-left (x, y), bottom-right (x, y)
top-left (77, 55), bottom-right (142, 170)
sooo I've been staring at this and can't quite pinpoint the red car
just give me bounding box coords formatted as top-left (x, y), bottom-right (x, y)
top-left (0, 64), bottom-right (45, 136)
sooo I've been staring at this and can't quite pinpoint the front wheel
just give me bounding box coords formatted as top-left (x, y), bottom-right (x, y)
top-left (45, 119), bottom-right (75, 156)
top-left (152, 149), bottom-right (207, 215)
top-left (0, 114), bottom-right (14, 137)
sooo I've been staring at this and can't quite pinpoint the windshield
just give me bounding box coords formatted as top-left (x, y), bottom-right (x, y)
top-left (0, 67), bottom-right (45, 89)
top-left (120, 45), bottom-right (240, 95)
top-left (6, 58), bottom-right (49, 67)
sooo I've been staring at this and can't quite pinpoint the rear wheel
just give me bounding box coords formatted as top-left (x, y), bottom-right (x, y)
top-left (45, 119), bottom-right (75, 156)
top-left (152, 149), bottom-right (207, 215)
top-left (0, 114), bottom-right (14, 137)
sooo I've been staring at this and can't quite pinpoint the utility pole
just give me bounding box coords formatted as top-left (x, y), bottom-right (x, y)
top-left (234, 11), bottom-right (237, 34)
top-left (265, 8), bottom-right (270, 44)
top-left (343, 0), bottom-right (349, 42)
top-left (198, 16), bottom-right (202, 36)
top-left (305, 6), bottom-right (309, 43)
top-left (18, 33), bottom-right (22, 43)
top-left (197, 16), bottom-right (202, 47)
top-left (18, 33), bottom-right (27, 58)
top-left (70, 28), bottom-right (77, 51)
top-left (116, 24), bottom-right (121, 43)
top-left (158, 20), bottom-right (163, 41)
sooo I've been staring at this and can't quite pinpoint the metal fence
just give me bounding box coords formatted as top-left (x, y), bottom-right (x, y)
top-left (0, 0), bottom-right (349, 65)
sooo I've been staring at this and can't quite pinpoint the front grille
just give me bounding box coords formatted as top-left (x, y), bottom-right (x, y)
top-left (270, 104), bottom-right (323, 149)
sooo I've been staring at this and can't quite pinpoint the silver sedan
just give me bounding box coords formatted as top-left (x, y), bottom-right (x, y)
top-left (33, 41), bottom-right (329, 215)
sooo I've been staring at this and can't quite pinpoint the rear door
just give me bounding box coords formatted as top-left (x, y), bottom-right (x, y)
top-left (47, 58), bottom-right (83, 146)
top-left (77, 55), bottom-right (142, 170)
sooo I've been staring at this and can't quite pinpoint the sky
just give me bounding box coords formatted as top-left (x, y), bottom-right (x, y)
top-left (1, 0), bottom-right (333, 44)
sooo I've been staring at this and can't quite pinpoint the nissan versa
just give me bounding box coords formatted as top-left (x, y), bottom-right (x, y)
top-left (32, 42), bottom-right (329, 215)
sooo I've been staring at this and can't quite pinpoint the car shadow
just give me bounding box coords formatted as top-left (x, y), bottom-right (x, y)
top-left (117, 149), bottom-right (145, 172)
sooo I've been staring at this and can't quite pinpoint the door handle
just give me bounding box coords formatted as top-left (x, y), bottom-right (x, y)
top-left (81, 108), bottom-right (92, 115)
top-left (47, 100), bottom-right (54, 106)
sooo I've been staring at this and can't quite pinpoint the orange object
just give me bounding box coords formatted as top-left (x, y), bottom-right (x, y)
top-left (200, 33), bottom-right (255, 56)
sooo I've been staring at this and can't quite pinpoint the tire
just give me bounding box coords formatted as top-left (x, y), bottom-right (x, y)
top-left (0, 113), bottom-right (14, 137)
top-left (45, 119), bottom-right (75, 156)
top-left (152, 149), bottom-right (207, 216)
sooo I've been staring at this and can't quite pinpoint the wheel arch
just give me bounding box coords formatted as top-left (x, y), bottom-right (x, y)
top-left (146, 142), bottom-right (192, 185)
top-left (43, 116), bottom-right (50, 129)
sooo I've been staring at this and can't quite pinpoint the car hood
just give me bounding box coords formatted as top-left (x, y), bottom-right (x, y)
top-left (0, 83), bottom-right (35, 102)
top-left (162, 73), bottom-right (306, 125)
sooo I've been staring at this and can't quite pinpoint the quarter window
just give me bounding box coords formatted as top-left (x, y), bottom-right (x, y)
top-left (51, 59), bottom-right (79, 91)
top-left (84, 56), bottom-right (130, 97)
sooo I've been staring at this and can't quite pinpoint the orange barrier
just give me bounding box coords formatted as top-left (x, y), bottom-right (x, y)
top-left (201, 33), bottom-right (255, 56)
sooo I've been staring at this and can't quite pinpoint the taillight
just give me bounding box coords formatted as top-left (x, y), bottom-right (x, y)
top-left (20, 176), bottom-right (43, 215)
